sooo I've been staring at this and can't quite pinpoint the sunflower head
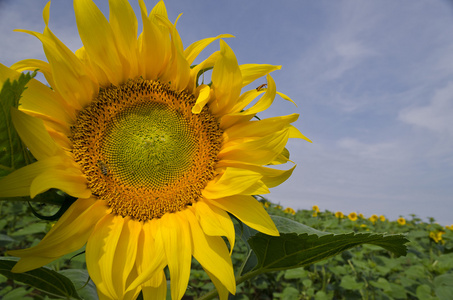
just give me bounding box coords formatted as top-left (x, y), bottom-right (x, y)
top-left (70, 78), bottom-right (223, 221)
top-left (335, 211), bottom-right (344, 219)
top-left (369, 214), bottom-right (379, 223)
top-left (283, 207), bottom-right (296, 215)
top-left (348, 212), bottom-right (358, 221)
top-left (397, 217), bottom-right (406, 226)
top-left (0, 0), bottom-right (310, 299)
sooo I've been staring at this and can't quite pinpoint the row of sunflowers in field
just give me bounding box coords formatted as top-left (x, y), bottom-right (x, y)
top-left (264, 201), bottom-right (452, 245)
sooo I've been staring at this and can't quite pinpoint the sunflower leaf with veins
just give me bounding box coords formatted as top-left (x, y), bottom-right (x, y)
top-left (0, 257), bottom-right (82, 300)
top-left (0, 71), bottom-right (37, 178)
top-left (244, 216), bottom-right (408, 275)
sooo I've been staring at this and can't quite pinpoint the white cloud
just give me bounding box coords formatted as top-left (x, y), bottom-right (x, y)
top-left (337, 138), bottom-right (403, 161)
top-left (399, 81), bottom-right (453, 136)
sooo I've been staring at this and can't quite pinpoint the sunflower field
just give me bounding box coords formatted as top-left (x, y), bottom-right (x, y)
top-left (1, 198), bottom-right (452, 300)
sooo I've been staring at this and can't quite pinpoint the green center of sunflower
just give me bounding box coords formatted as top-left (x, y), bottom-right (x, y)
top-left (71, 79), bottom-right (222, 221)
top-left (102, 102), bottom-right (196, 188)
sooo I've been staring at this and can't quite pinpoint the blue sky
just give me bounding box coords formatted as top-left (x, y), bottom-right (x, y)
top-left (1, 0), bottom-right (453, 225)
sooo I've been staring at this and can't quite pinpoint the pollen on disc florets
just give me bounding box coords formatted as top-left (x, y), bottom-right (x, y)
top-left (70, 78), bottom-right (223, 221)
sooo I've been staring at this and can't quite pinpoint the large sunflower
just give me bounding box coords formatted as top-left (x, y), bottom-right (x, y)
top-left (0, 0), bottom-right (310, 299)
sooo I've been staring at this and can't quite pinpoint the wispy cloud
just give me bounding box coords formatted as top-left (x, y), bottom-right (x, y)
top-left (399, 81), bottom-right (453, 136)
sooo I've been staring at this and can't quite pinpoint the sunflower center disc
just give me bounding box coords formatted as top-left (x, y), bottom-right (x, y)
top-left (103, 103), bottom-right (196, 188)
top-left (71, 79), bottom-right (222, 221)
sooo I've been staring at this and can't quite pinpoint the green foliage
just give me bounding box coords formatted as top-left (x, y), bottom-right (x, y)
top-left (1, 198), bottom-right (452, 300)
top-left (0, 258), bottom-right (81, 300)
top-left (248, 231), bottom-right (407, 272)
top-left (0, 71), bottom-right (37, 178)
top-left (226, 204), bottom-right (453, 300)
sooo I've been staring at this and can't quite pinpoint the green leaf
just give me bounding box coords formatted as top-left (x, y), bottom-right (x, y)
top-left (0, 234), bottom-right (15, 243)
top-left (242, 215), bottom-right (408, 276)
top-left (416, 284), bottom-right (436, 300)
top-left (248, 231), bottom-right (408, 272)
top-left (0, 71), bottom-right (37, 178)
top-left (2, 286), bottom-right (33, 300)
top-left (0, 257), bottom-right (82, 300)
top-left (370, 278), bottom-right (391, 292)
top-left (273, 286), bottom-right (300, 300)
top-left (271, 215), bottom-right (330, 236)
top-left (434, 274), bottom-right (453, 300)
top-left (8, 222), bottom-right (47, 237)
top-left (314, 291), bottom-right (330, 300)
top-left (340, 275), bottom-right (364, 290)
top-left (59, 269), bottom-right (98, 300)
top-left (283, 267), bottom-right (307, 280)
top-left (387, 282), bottom-right (407, 299)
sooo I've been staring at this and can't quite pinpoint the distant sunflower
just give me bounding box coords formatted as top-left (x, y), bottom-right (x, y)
top-left (0, 0), bottom-right (309, 299)
top-left (334, 211), bottom-right (344, 219)
top-left (348, 212), bottom-right (358, 221)
top-left (369, 214), bottom-right (379, 224)
top-left (397, 217), bottom-right (406, 226)
top-left (283, 207), bottom-right (296, 215)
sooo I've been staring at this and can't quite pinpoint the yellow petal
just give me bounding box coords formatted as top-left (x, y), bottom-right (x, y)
top-left (191, 84), bottom-right (211, 114)
top-left (221, 73), bottom-right (276, 116)
top-left (192, 201), bottom-right (235, 252)
top-left (184, 34), bottom-right (234, 65)
top-left (138, 0), bottom-right (171, 80)
top-left (269, 147), bottom-right (292, 165)
top-left (219, 128), bottom-right (290, 165)
top-left (0, 156), bottom-right (67, 198)
top-left (215, 161), bottom-right (297, 188)
top-left (210, 40), bottom-right (242, 116)
top-left (219, 113), bottom-right (254, 130)
top-left (15, 32), bottom-right (96, 109)
top-left (11, 108), bottom-right (59, 160)
top-left (127, 220), bottom-right (166, 293)
top-left (110, 218), bottom-right (141, 298)
top-left (203, 268), bottom-right (231, 300)
top-left (239, 64), bottom-right (281, 87)
top-left (74, 0), bottom-right (123, 85)
top-left (185, 209), bottom-right (236, 294)
top-left (157, 213), bottom-right (192, 300)
top-left (276, 91), bottom-right (297, 106)
top-left (202, 167), bottom-right (269, 199)
top-left (74, 46), bottom-right (110, 87)
top-left (242, 74), bottom-right (276, 115)
top-left (43, 124), bottom-right (72, 148)
top-left (154, 14), bottom-right (190, 91)
top-left (30, 169), bottom-right (91, 199)
top-left (187, 50), bottom-right (220, 93)
top-left (207, 195), bottom-right (279, 236)
top-left (10, 59), bottom-right (55, 88)
top-left (108, 0), bottom-right (139, 79)
top-left (142, 272), bottom-right (167, 300)
top-left (150, 0), bottom-right (169, 18)
top-left (9, 198), bottom-right (107, 272)
top-left (289, 125), bottom-right (312, 142)
top-left (0, 63), bottom-right (75, 126)
top-left (228, 88), bottom-right (263, 114)
top-left (16, 21), bottom-right (98, 108)
top-left (224, 113), bottom-right (299, 142)
top-left (86, 214), bottom-right (124, 299)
